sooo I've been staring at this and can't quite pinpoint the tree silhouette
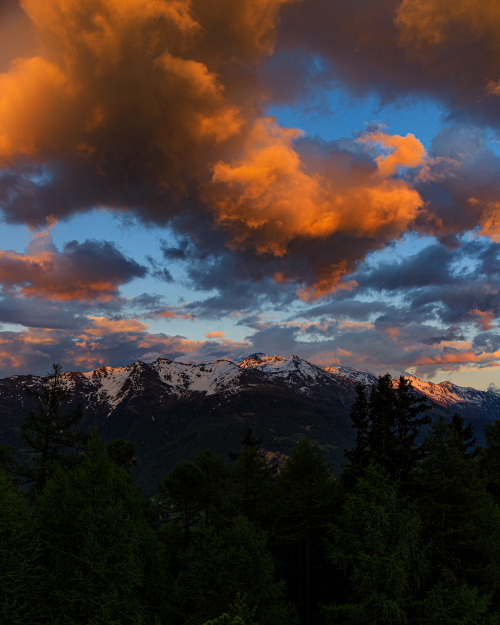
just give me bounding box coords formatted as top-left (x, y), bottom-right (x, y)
top-left (17, 364), bottom-right (88, 494)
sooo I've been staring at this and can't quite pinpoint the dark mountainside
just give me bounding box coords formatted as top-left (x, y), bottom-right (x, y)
top-left (1, 353), bottom-right (499, 494)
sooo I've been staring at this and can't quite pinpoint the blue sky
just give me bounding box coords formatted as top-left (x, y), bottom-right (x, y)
top-left (0, 0), bottom-right (500, 392)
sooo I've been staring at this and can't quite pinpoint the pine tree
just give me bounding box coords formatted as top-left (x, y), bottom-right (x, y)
top-left (33, 433), bottom-right (163, 624)
top-left (276, 438), bottom-right (337, 625)
top-left (415, 417), bottom-right (500, 604)
top-left (324, 465), bottom-right (428, 625)
top-left (157, 460), bottom-right (209, 542)
top-left (393, 375), bottom-right (430, 484)
top-left (368, 373), bottom-right (398, 473)
top-left (174, 516), bottom-right (296, 625)
top-left (230, 444), bottom-right (276, 527)
top-left (343, 383), bottom-right (370, 476)
top-left (0, 471), bottom-right (48, 624)
top-left (480, 420), bottom-right (500, 503)
top-left (344, 374), bottom-right (429, 484)
top-left (17, 363), bottom-right (88, 494)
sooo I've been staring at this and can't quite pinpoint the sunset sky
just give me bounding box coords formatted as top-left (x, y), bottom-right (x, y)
top-left (1, 0), bottom-right (500, 390)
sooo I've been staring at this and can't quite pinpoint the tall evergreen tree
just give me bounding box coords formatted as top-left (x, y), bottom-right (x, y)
top-left (17, 363), bottom-right (88, 494)
top-left (393, 375), bottom-right (431, 483)
top-left (450, 413), bottom-right (478, 459)
top-left (368, 373), bottom-right (398, 473)
top-left (324, 465), bottom-right (428, 625)
top-left (343, 383), bottom-right (370, 476)
top-left (173, 516), bottom-right (296, 625)
top-left (0, 471), bottom-right (48, 624)
top-left (33, 434), bottom-right (163, 624)
top-left (344, 374), bottom-right (429, 484)
top-left (275, 438), bottom-right (337, 625)
top-left (193, 448), bottom-right (232, 526)
top-left (415, 417), bottom-right (500, 605)
top-left (230, 443), bottom-right (276, 527)
top-left (157, 460), bottom-right (209, 542)
top-left (480, 420), bottom-right (500, 503)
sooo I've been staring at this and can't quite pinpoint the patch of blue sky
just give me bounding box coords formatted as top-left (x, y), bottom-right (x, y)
top-left (486, 131), bottom-right (500, 158)
top-left (0, 222), bottom-right (33, 253)
top-left (361, 233), bottom-right (436, 269)
top-left (266, 87), bottom-right (444, 149)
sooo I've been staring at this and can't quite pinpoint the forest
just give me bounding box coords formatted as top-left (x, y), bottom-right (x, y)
top-left (1, 365), bottom-right (500, 624)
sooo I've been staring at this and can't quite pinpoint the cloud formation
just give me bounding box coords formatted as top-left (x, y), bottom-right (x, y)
top-left (0, 0), bottom-right (499, 385)
top-left (0, 0), bottom-right (431, 298)
top-left (0, 229), bottom-right (146, 301)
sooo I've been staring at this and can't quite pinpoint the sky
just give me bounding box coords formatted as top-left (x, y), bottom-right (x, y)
top-left (0, 0), bottom-right (500, 391)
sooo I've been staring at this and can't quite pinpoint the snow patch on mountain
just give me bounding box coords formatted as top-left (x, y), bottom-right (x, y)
top-left (81, 365), bottom-right (133, 408)
top-left (32, 353), bottom-right (499, 420)
top-left (152, 358), bottom-right (242, 396)
top-left (238, 354), bottom-right (325, 384)
top-left (323, 365), bottom-right (379, 386)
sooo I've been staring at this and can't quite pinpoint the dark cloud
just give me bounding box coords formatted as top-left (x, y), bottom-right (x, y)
top-left (0, 234), bottom-right (146, 302)
top-left (0, 0), bottom-right (499, 382)
top-left (355, 243), bottom-right (456, 290)
top-left (0, 296), bottom-right (81, 330)
top-left (275, 0), bottom-right (500, 128)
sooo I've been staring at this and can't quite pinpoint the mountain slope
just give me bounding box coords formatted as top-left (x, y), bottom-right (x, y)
top-left (1, 354), bottom-right (499, 493)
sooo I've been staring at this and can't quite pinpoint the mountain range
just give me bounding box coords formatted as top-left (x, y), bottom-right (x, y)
top-left (1, 353), bottom-right (499, 494)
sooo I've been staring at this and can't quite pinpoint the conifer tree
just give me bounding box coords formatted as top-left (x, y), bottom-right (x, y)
top-left (276, 438), bottom-right (337, 625)
top-left (230, 440), bottom-right (276, 527)
top-left (17, 363), bottom-right (88, 494)
top-left (157, 460), bottom-right (209, 542)
top-left (33, 433), bottom-right (163, 624)
top-left (344, 374), bottom-right (429, 484)
top-left (415, 417), bottom-right (500, 604)
top-left (393, 375), bottom-right (431, 483)
top-left (480, 420), bottom-right (500, 503)
top-left (193, 448), bottom-right (232, 526)
top-left (324, 464), bottom-right (428, 625)
top-left (343, 383), bottom-right (370, 475)
top-left (174, 516), bottom-right (296, 625)
top-left (0, 471), bottom-right (48, 624)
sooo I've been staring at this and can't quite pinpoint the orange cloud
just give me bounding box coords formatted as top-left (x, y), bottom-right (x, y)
top-left (338, 320), bottom-right (374, 331)
top-left (0, 0), bottom-right (251, 191)
top-left (83, 316), bottom-right (150, 336)
top-left (415, 349), bottom-right (500, 369)
top-left (147, 310), bottom-right (195, 320)
top-left (0, 312), bottom-right (253, 374)
top-left (384, 326), bottom-right (400, 339)
top-left (469, 308), bottom-right (496, 331)
top-left (0, 231), bottom-right (144, 302)
top-left (477, 201), bottom-right (500, 241)
top-left (0, 0), bottom-right (440, 302)
top-left (205, 331), bottom-right (225, 339)
top-left (207, 118), bottom-right (425, 297)
top-left (395, 0), bottom-right (500, 101)
top-left (396, 0), bottom-right (500, 50)
top-left (359, 131), bottom-right (426, 177)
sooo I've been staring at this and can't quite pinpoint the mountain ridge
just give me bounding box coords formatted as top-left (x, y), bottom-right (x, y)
top-left (1, 353), bottom-right (499, 493)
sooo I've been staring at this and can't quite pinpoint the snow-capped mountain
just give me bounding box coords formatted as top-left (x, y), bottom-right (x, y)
top-left (1, 353), bottom-right (499, 493)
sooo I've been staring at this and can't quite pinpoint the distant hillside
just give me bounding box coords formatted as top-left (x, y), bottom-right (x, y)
top-left (1, 353), bottom-right (499, 494)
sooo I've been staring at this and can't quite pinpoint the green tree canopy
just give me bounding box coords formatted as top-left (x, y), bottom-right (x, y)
top-left (415, 417), bottom-right (500, 603)
top-left (324, 464), bottom-right (428, 625)
top-left (174, 516), bottom-right (296, 625)
top-left (276, 438), bottom-right (337, 625)
top-left (0, 471), bottom-right (48, 624)
top-left (33, 434), bottom-right (163, 624)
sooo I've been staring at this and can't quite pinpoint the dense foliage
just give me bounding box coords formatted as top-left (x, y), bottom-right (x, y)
top-left (2, 370), bottom-right (500, 624)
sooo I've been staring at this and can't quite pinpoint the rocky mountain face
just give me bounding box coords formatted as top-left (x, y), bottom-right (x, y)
top-left (1, 353), bottom-right (499, 494)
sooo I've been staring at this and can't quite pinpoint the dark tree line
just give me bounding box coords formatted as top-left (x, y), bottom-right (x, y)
top-left (2, 366), bottom-right (500, 624)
